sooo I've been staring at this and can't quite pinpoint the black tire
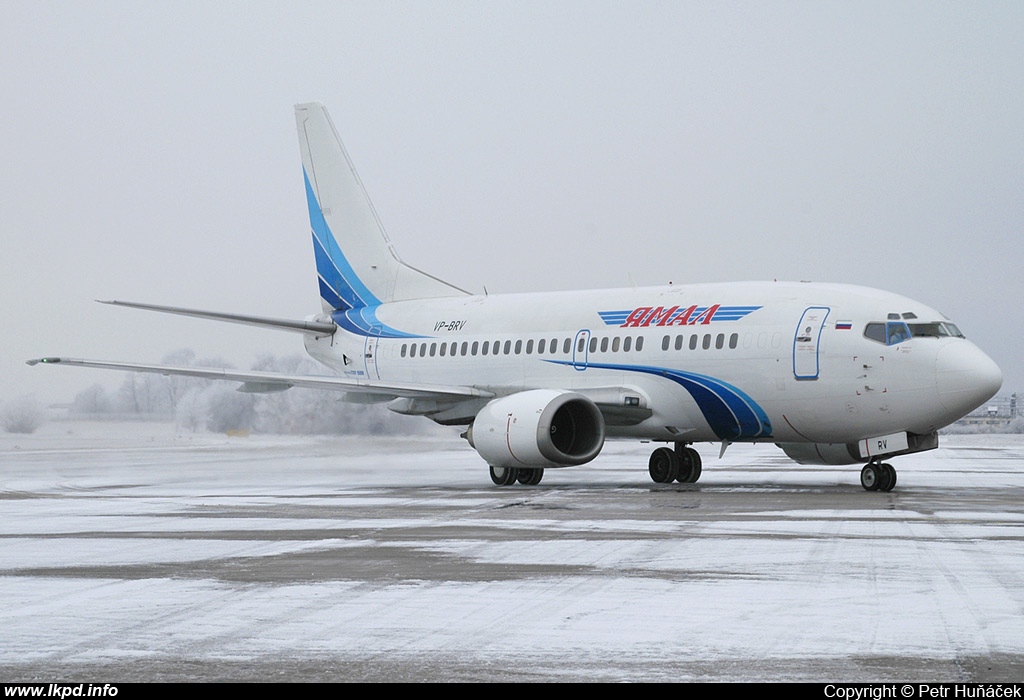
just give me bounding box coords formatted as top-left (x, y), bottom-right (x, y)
top-left (860, 464), bottom-right (881, 492)
top-left (489, 466), bottom-right (519, 486)
top-left (880, 463), bottom-right (897, 492)
top-left (649, 447), bottom-right (679, 483)
top-left (517, 469), bottom-right (544, 486)
top-left (875, 463), bottom-right (894, 492)
top-left (676, 447), bottom-right (703, 483)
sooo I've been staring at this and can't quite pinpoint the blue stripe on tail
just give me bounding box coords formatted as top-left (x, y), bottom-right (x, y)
top-left (304, 169), bottom-right (382, 311)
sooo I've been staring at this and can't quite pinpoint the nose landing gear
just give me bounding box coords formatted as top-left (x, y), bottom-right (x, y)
top-left (860, 462), bottom-right (897, 492)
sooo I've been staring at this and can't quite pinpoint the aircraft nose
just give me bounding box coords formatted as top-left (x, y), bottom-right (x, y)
top-left (935, 341), bottom-right (1003, 417)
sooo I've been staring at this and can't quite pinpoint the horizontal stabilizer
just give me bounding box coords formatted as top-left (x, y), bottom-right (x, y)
top-left (27, 357), bottom-right (494, 401)
top-left (98, 300), bottom-right (337, 336)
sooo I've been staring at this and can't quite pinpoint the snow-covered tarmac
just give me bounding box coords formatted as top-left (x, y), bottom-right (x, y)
top-left (2, 422), bottom-right (1023, 681)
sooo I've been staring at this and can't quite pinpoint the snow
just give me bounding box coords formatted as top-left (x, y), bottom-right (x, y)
top-left (1, 422), bottom-right (1023, 680)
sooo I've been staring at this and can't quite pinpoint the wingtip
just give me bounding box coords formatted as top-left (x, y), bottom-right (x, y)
top-left (26, 357), bottom-right (61, 366)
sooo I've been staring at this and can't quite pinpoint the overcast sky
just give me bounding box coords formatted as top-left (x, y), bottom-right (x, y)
top-left (2, 1), bottom-right (1021, 404)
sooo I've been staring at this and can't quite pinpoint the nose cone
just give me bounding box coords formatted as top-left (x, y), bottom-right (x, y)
top-left (936, 341), bottom-right (1003, 419)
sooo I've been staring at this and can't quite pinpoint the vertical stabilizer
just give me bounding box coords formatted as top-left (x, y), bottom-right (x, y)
top-left (295, 102), bottom-right (468, 312)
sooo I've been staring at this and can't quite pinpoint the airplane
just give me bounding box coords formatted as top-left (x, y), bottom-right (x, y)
top-left (29, 102), bottom-right (1003, 491)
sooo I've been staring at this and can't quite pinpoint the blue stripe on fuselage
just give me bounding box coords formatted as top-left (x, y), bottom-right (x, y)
top-left (547, 360), bottom-right (772, 440)
top-left (330, 306), bottom-right (424, 339)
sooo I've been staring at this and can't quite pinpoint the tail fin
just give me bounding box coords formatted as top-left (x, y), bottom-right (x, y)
top-left (295, 102), bottom-right (467, 312)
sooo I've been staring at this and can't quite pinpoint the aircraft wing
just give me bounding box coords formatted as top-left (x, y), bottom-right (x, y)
top-left (26, 357), bottom-right (494, 400)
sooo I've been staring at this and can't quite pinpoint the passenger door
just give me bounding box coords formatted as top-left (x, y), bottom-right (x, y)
top-left (793, 307), bottom-right (830, 380)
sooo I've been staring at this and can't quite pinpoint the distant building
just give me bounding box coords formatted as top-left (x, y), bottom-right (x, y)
top-left (953, 392), bottom-right (1018, 429)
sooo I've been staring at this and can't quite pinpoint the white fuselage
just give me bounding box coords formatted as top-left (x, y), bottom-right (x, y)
top-left (303, 280), bottom-right (1001, 446)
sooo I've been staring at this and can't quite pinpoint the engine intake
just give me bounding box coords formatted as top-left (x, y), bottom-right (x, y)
top-left (467, 390), bottom-right (605, 468)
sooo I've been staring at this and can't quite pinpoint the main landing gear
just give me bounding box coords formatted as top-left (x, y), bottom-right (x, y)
top-left (860, 462), bottom-right (897, 492)
top-left (489, 466), bottom-right (544, 486)
top-left (648, 444), bottom-right (702, 484)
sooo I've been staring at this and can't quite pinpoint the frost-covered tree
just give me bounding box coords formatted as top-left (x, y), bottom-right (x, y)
top-left (1007, 416), bottom-right (1024, 434)
top-left (203, 385), bottom-right (256, 433)
top-left (160, 348), bottom-right (199, 409)
top-left (115, 371), bottom-right (173, 415)
top-left (72, 384), bottom-right (114, 415)
top-left (168, 354), bottom-right (248, 432)
top-left (66, 349), bottom-right (436, 436)
top-left (248, 354), bottom-right (430, 436)
top-left (1, 395), bottom-right (44, 434)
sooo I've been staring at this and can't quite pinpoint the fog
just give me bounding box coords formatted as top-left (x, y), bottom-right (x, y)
top-left (3, 2), bottom-right (1021, 405)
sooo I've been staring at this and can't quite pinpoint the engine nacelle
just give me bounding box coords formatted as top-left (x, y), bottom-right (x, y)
top-left (466, 390), bottom-right (605, 468)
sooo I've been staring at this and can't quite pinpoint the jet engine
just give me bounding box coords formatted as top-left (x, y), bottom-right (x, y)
top-left (466, 390), bottom-right (605, 468)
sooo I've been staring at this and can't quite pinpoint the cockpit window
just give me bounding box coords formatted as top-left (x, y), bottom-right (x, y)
top-left (866, 320), bottom-right (965, 345)
top-left (908, 322), bottom-right (965, 339)
top-left (886, 322), bottom-right (910, 344)
top-left (864, 321), bottom-right (912, 345)
top-left (864, 323), bottom-right (886, 343)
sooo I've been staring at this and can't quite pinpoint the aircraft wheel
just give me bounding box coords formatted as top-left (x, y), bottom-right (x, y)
top-left (875, 463), bottom-right (893, 492)
top-left (489, 466), bottom-right (519, 486)
top-left (879, 463), bottom-right (897, 492)
top-left (649, 447), bottom-right (679, 484)
top-left (860, 464), bottom-right (882, 492)
top-left (675, 446), bottom-right (703, 483)
top-left (517, 468), bottom-right (544, 486)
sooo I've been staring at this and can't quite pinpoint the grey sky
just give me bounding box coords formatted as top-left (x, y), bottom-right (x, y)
top-left (2, 1), bottom-right (1021, 404)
